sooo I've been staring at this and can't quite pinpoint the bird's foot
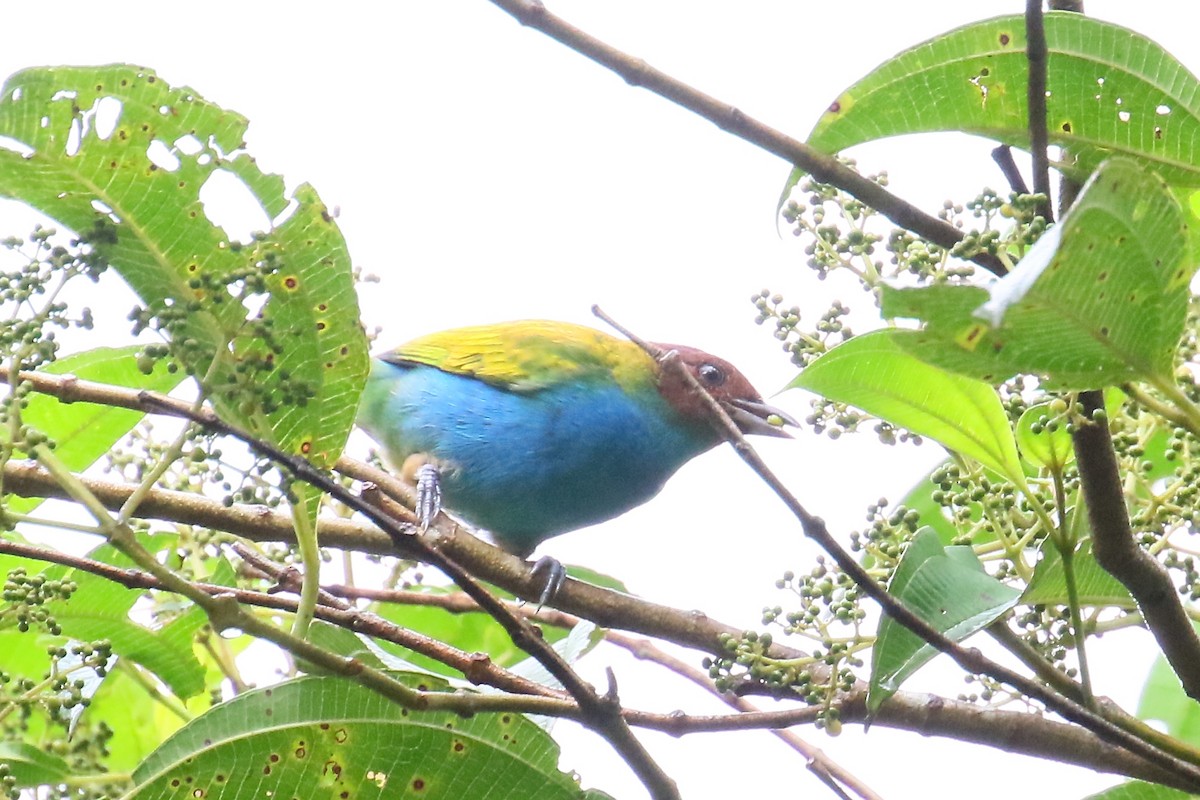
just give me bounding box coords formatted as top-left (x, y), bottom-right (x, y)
top-left (529, 556), bottom-right (567, 609)
top-left (414, 463), bottom-right (442, 530)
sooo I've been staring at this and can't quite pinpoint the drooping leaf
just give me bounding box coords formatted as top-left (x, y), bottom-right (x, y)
top-left (790, 329), bottom-right (1023, 482)
top-left (129, 674), bottom-right (610, 800)
top-left (88, 661), bottom-right (190, 772)
top-left (869, 527), bottom-right (1021, 712)
top-left (881, 158), bottom-right (1190, 389)
top-left (805, 14), bottom-right (1200, 186)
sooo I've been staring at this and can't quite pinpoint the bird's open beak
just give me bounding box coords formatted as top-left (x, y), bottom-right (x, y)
top-left (724, 398), bottom-right (799, 439)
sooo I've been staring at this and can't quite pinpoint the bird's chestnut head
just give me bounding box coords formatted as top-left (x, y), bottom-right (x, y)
top-left (651, 343), bottom-right (798, 438)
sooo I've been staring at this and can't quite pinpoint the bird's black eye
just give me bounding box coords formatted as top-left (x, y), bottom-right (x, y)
top-left (698, 363), bottom-right (726, 387)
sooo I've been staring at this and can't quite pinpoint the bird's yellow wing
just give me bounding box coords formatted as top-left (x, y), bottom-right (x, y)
top-left (378, 320), bottom-right (654, 393)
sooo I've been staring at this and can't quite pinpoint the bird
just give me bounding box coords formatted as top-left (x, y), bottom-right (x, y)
top-left (356, 319), bottom-right (797, 601)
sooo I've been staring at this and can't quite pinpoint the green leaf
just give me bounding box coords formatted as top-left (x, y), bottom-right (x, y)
top-left (44, 536), bottom-right (206, 699)
top-left (0, 742), bottom-right (71, 788)
top-left (129, 674), bottom-right (608, 799)
top-left (86, 664), bottom-right (188, 772)
top-left (0, 65), bottom-right (369, 466)
top-left (1083, 782), bottom-right (1197, 800)
top-left (897, 466), bottom-right (962, 546)
top-left (372, 586), bottom-right (569, 676)
top-left (805, 14), bottom-right (1200, 187)
top-left (1138, 643), bottom-right (1200, 748)
top-left (881, 158), bottom-right (1190, 389)
top-left (869, 527), bottom-right (1021, 712)
top-left (303, 620), bottom-right (389, 673)
top-left (564, 565), bottom-right (630, 594)
top-left (1021, 539), bottom-right (1133, 608)
top-left (1015, 403), bottom-right (1075, 472)
top-left (5, 346), bottom-right (185, 513)
top-left (790, 329), bottom-right (1023, 482)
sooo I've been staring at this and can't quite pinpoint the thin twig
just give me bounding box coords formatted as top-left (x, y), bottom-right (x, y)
top-left (607, 631), bottom-right (882, 800)
top-left (592, 305), bottom-right (1200, 789)
top-left (132, 392), bottom-right (680, 800)
top-left (484, 0), bottom-right (1008, 277)
top-left (8, 369), bottom-right (1200, 785)
top-left (990, 146), bottom-right (1030, 195)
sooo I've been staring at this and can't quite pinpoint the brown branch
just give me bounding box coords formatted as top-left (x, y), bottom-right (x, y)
top-left (990, 146), bottom-right (1030, 196)
top-left (484, 0), bottom-right (1008, 278)
top-left (1024, 0), bottom-right (1054, 222)
top-left (606, 630), bottom-right (882, 800)
top-left (255, 576), bottom-right (1200, 791)
top-left (129, 393), bottom-right (680, 800)
top-left (14, 525), bottom-right (1188, 789)
top-left (9, 368), bottom-right (1200, 786)
top-left (594, 306), bottom-right (1200, 789)
top-left (0, 536), bottom-right (558, 699)
top-left (1018, 1), bottom-right (1200, 705)
top-left (1073, 393), bottom-right (1200, 700)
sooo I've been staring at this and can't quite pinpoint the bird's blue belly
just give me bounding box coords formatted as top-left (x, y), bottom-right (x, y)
top-left (358, 362), bottom-right (712, 554)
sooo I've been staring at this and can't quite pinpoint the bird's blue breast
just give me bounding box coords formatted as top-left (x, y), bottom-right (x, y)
top-left (358, 360), bottom-right (716, 554)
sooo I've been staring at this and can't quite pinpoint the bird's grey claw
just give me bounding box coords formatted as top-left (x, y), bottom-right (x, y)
top-left (529, 556), bottom-right (567, 609)
top-left (415, 463), bottom-right (442, 530)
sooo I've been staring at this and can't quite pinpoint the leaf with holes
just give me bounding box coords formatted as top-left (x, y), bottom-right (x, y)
top-left (129, 675), bottom-right (612, 799)
top-left (869, 527), bottom-right (1021, 712)
top-left (880, 158), bottom-right (1190, 389)
top-left (0, 65), bottom-right (368, 467)
top-left (787, 13), bottom-right (1200, 196)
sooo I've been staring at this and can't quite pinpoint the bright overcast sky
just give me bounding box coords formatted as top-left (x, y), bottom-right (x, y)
top-left (0, 2), bottom-right (1192, 798)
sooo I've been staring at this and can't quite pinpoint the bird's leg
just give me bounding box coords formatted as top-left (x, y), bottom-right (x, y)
top-left (414, 462), bottom-right (442, 530)
top-left (529, 556), bottom-right (567, 609)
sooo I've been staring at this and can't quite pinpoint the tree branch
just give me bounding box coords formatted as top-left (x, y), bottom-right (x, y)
top-left (6, 530), bottom-right (1197, 789)
top-left (9, 367), bottom-right (1200, 786)
top-left (484, 0), bottom-right (1008, 278)
top-left (1072, 393), bottom-right (1200, 700)
top-left (1019, 1), bottom-right (1200, 705)
top-left (132, 392), bottom-right (681, 800)
top-left (594, 306), bottom-right (1200, 789)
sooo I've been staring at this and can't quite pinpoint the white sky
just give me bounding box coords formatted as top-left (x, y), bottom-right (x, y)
top-left (1, 2), bottom-right (1193, 798)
